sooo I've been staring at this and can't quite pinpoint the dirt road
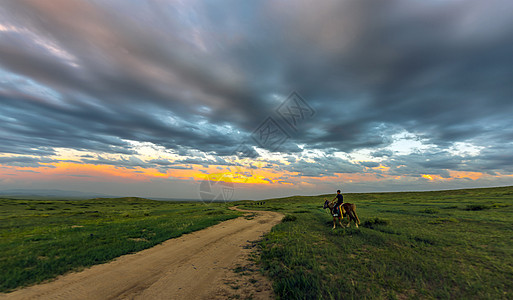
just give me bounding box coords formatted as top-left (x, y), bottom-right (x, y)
top-left (2, 208), bottom-right (282, 300)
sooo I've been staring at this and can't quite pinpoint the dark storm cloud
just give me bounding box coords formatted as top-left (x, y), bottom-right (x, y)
top-left (360, 161), bottom-right (380, 168)
top-left (0, 88), bottom-right (241, 156)
top-left (166, 165), bottom-right (193, 170)
top-left (276, 156), bottom-right (364, 177)
top-left (148, 159), bottom-right (175, 166)
top-left (469, 146), bottom-right (513, 173)
top-left (81, 156), bottom-right (148, 169)
top-left (0, 156), bottom-right (57, 167)
top-left (0, 0), bottom-right (512, 178)
top-left (0, 0), bottom-right (257, 157)
top-left (371, 150), bottom-right (394, 158)
top-left (282, 0), bottom-right (513, 153)
top-left (381, 143), bottom-right (513, 178)
top-left (175, 156), bottom-right (233, 167)
top-left (78, 154), bottom-right (232, 171)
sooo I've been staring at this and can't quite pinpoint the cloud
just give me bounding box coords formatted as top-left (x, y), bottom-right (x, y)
top-left (0, 156), bottom-right (57, 167)
top-left (0, 0), bottom-right (512, 196)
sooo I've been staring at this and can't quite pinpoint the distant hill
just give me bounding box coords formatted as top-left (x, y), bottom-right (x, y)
top-left (0, 189), bottom-right (201, 201)
top-left (0, 189), bottom-right (113, 199)
top-left (149, 197), bottom-right (210, 202)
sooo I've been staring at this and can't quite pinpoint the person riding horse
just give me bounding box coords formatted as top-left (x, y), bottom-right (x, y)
top-left (324, 190), bottom-right (360, 229)
top-left (327, 189), bottom-right (345, 229)
top-left (332, 189), bottom-right (344, 216)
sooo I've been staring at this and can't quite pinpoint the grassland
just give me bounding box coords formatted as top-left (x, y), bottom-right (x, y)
top-left (237, 186), bottom-right (513, 299)
top-left (2, 186), bottom-right (512, 299)
top-left (0, 197), bottom-right (240, 292)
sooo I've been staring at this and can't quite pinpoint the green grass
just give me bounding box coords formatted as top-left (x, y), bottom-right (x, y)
top-left (2, 186), bottom-right (513, 298)
top-left (236, 186), bottom-right (513, 299)
top-left (0, 197), bottom-right (240, 292)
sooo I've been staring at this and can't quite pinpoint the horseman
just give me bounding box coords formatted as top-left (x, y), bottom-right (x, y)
top-left (323, 189), bottom-right (360, 229)
top-left (332, 189), bottom-right (344, 216)
top-left (328, 189), bottom-right (344, 229)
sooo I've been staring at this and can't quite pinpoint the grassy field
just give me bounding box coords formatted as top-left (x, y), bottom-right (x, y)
top-left (2, 187), bottom-right (512, 298)
top-left (0, 197), bottom-right (240, 292)
top-left (237, 186), bottom-right (513, 299)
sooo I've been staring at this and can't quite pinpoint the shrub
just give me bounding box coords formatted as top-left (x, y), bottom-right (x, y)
top-left (419, 208), bottom-right (439, 214)
top-left (442, 205), bottom-right (459, 209)
top-left (491, 203), bottom-right (510, 208)
top-left (428, 217), bottom-right (459, 224)
top-left (465, 204), bottom-right (491, 211)
top-left (362, 217), bottom-right (389, 228)
top-left (282, 215), bottom-right (297, 222)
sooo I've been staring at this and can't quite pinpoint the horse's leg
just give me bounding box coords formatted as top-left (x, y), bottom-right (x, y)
top-left (345, 212), bottom-right (353, 227)
top-left (348, 211), bottom-right (359, 228)
top-left (346, 206), bottom-right (359, 228)
top-left (332, 217), bottom-right (336, 229)
top-left (342, 212), bottom-right (350, 227)
top-left (354, 210), bottom-right (361, 226)
top-left (336, 206), bottom-right (343, 228)
top-left (352, 211), bottom-right (359, 228)
top-left (350, 204), bottom-right (360, 226)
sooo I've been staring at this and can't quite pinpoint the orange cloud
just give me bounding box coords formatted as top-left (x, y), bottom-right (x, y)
top-left (422, 171), bottom-right (487, 181)
top-left (448, 170), bottom-right (485, 180)
top-left (422, 174), bottom-right (433, 180)
top-left (0, 160), bottom-right (296, 186)
top-left (193, 164), bottom-right (289, 185)
top-left (372, 164), bottom-right (390, 172)
top-left (1, 162), bottom-right (186, 182)
top-left (0, 159), bottom-right (500, 189)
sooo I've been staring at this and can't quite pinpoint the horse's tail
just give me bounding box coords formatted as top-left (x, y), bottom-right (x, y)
top-left (353, 204), bottom-right (361, 224)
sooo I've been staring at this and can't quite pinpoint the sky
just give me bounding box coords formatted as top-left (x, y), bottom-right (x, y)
top-left (1, 0), bottom-right (512, 200)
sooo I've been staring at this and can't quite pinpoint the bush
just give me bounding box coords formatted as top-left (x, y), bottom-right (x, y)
top-left (442, 205), bottom-right (459, 209)
top-left (282, 215), bottom-right (297, 222)
top-left (491, 203), bottom-right (510, 208)
top-left (465, 204), bottom-right (491, 211)
top-left (362, 217), bottom-right (389, 228)
top-left (419, 208), bottom-right (439, 214)
top-left (428, 217), bottom-right (459, 224)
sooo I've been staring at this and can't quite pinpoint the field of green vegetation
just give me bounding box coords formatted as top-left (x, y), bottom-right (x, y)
top-left (237, 186), bottom-right (513, 299)
top-left (2, 186), bottom-right (512, 299)
top-left (0, 197), bottom-right (240, 292)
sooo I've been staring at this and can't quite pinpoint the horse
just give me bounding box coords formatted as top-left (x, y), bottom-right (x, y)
top-left (323, 198), bottom-right (360, 229)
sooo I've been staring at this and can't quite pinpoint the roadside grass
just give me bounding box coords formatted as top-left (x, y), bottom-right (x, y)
top-left (236, 186), bottom-right (513, 299)
top-left (0, 198), bottom-right (241, 292)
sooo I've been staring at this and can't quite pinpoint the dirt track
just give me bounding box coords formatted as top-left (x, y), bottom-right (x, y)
top-left (1, 207), bottom-right (282, 300)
